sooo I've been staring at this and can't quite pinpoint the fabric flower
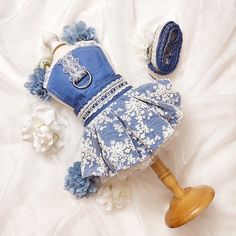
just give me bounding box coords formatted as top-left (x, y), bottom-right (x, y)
top-left (61, 21), bottom-right (97, 45)
top-left (132, 29), bottom-right (153, 60)
top-left (22, 105), bottom-right (66, 153)
top-left (64, 161), bottom-right (101, 199)
top-left (24, 67), bottom-right (50, 101)
top-left (96, 180), bottom-right (131, 211)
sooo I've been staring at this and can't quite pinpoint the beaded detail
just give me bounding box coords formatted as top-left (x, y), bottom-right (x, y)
top-left (78, 78), bottom-right (131, 123)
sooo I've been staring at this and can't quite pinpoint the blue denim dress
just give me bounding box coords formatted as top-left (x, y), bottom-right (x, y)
top-left (45, 41), bottom-right (182, 178)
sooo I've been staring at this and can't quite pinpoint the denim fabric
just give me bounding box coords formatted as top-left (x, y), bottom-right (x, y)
top-left (83, 84), bottom-right (132, 126)
top-left (147, 21), bottom-right (182, 75)
top-left (46, 45), bottom-right (118, 113)
top-left (81, 79), bottom-right (182, 177)
top-left (46, 44), bottom-right (182, 178)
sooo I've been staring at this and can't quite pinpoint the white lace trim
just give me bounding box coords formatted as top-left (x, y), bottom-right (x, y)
top-left (78, 78), bottom-right (130, 122)
top-left (58, 52), bottom-right (87, 82)
top-left (43, 69), bottom-right (51, 89)
top-left (75, 40), bottom-right (97, 47)
top-left (147, 22), bottom-right (166, 72)
top-left (43, 41), bottom-right (99, 89)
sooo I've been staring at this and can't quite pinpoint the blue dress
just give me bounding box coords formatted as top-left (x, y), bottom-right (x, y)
top-left (45, 41), bottom-right (182, 178)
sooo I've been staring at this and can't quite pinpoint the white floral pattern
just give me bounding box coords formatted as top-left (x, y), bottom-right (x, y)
top-left (80, 79), bottom-right (182, 177)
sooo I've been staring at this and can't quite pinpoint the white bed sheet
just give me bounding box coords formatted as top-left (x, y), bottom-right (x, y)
top-left (0, 0), bottom-right (236, 235)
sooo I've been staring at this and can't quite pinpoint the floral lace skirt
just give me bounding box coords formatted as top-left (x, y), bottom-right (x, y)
top-left (81, 79), bottom-right (182, 178)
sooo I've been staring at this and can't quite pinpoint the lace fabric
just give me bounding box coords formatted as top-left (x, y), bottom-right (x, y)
top-left (43, 40), bottom-right (98, 89)
top-left (80, 79), bottom-right (182, 178)
top-left (58, 52), bottom-right (87, 82)
top-left (78, 77), bottom-right (131, 123)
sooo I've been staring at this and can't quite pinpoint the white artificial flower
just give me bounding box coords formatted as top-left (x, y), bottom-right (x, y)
top-left (132, 29), bottom-right (153, 60)
top-left (96, 180), bottom-right (131, 211)
top-left (22, 105), bottom-right (67, 154)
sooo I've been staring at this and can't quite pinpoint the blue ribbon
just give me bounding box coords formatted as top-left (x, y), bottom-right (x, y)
top-left (147, 21), bottom-right (183, 76)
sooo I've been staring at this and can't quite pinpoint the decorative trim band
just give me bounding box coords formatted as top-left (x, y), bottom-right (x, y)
top-left (78, 77), bottom-right (130, 122)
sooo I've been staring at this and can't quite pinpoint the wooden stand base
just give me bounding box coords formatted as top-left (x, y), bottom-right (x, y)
top-left (151, 157), bottom-right (215, 228)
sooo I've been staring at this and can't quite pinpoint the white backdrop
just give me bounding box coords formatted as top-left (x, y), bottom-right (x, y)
top-left (0, 0), bottom-right (236, 235)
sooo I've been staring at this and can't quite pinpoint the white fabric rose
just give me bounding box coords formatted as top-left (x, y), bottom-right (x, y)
top-left (96, 180), bottom-right (131, 211)
top-left (22, 105), bottom-right (66, 154)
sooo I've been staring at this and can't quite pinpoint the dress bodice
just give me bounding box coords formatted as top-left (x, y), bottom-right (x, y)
top-left (44, 41), bottom-right (132, 125)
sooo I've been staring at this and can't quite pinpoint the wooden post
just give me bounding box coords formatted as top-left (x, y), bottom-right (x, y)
top-left (151, 156), bottom-right (215, 228)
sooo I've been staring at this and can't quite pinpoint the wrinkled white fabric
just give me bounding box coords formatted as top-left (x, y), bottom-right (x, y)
top-left (0, 0), bottom-right (236, 235)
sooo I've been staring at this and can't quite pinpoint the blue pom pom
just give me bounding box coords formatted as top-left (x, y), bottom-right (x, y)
top-left (61, 21), bottom-right (98, 45)
top-left (64, 161), bottom-right (101, 199)
top-left (24, 67), bottom-right (50, 101)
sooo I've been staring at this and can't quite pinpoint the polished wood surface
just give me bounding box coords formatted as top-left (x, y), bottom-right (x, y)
top-left (151, 157), bottom-right (215, 228)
